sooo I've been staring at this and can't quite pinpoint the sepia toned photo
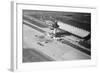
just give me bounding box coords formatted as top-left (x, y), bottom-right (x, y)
top-left (22, 10), bottom-right (91, 63)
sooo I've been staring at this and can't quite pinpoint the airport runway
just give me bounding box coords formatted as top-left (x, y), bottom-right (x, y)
top-left (23, 48), bottom-right (53, 62)
top-left (22, 13), bottom-right (91, 62)
top-left (23, 22), bottom-right (90, 62)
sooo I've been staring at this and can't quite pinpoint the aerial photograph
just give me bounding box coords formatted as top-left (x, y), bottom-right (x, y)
top-left (22, 10), bottom-right (91, 63)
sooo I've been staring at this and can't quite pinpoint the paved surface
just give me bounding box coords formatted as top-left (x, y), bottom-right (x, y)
top-left (23, 48), bottom-right (53, 63)
top-left (23, 21), bottom-right (90, 62)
